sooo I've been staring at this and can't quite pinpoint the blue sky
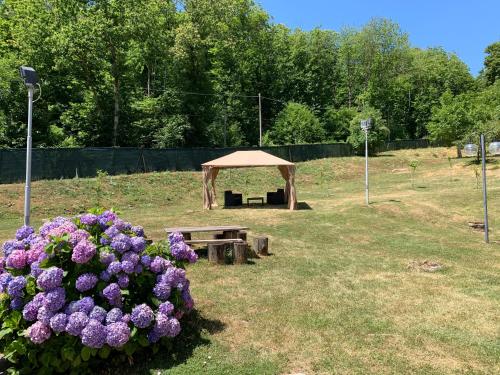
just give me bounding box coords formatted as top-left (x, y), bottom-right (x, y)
top-left (257, 0), bottom-right (500, 76)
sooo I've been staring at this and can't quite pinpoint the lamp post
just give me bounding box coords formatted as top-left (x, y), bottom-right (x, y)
top-left (361, 118), bottom-right (372, 205)
top-left (19, 66), bottom-right (38, 226)
top-left (480, 134), bottom-right (489, 243)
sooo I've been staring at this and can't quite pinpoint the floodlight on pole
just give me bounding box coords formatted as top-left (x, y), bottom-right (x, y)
top-left (19, 66), bottom-right (39, 226)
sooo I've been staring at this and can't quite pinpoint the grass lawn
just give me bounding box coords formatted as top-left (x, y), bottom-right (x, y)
top-left (0, 147), bottom-right (499, 374)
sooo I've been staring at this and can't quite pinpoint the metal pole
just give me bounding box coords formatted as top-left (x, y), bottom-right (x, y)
top-left (365, 128), bottom-right (369, 205)
top-left (258, 93), bottom-right (262, 147)
top-left (480, 134), bottom-right (489, 243)
top-left (24, 86), bottom-right (34, 226)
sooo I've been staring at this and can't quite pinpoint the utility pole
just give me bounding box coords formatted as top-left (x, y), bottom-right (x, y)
top-left (19, 66), bottom-right (38, 226)
top-left (480, 134), bottom-right (489, 243)
top-left (258, 93), bottom-right (262, 147)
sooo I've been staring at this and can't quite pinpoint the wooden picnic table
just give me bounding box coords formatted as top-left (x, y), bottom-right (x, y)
top-left (165, 225), bottom-right (249, 241)
top-left (164, 225), bottom-right (248, 233)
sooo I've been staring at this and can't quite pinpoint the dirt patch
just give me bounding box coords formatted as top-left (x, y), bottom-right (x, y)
top-left (407, 260), bottom-right (444, 273)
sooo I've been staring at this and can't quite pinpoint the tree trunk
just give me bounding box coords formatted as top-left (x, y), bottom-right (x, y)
top-left (208, 244), bottom-right (225, 265)
top-left (234, 242), bottom-right (248, 265)
top-left (253, 236), bottom-right (268, 256)
top-left (112, 76), bottom-right (120, 147)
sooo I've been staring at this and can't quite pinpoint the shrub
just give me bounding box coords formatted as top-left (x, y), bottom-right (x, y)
top-left (0, 209), bottom-right (197, 373)
top-left (321, 106), bottom-right (356, 142)
top-left (265, 102), bottom-right (325, 145)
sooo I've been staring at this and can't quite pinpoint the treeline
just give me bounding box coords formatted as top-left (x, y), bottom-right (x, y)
top-left (0, 0), bottom-right (498, 150)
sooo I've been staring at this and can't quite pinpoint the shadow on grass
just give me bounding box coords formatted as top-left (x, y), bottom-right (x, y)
top-left (125, 310), bottom-right (225, 374)
top-left (370, 199), bottom-right (401, 204)
top-left (223, 202), bottom-right (312, 210)
top-left (463, 158), bottom-right (499, 166)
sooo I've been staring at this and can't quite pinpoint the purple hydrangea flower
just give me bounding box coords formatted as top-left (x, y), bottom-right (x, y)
top-left (37, 267), bottom-right (64, 291)
top-left (113, 219), bottom-right (131, 231)
top-left (131, 304), bottom-right (154, 328)
top-left (105, 322), bottom-right (130, 348)
top-left (37, 306), bottom-right (55, 325)
top-left (75, 273), bottom-right (98, 292)
top-left (25, 248), bottom-right (44, 265)
top-left (23, 301), bottom-right (40, 321)
top-left (10, 297), bottom-right (24, 310)
top-left (153, 282), bottom-right (171, 301)
top-left (30, 261), bottom-right (43, 278)
top-left (110, 234), bottom-right (131, 254)
top-left (32, 292), bottom-right (47, 309)
top-left (69, 229), bottom-right (90, 247)
top-left (121, 260), bottom-right (134, 274)
top-left (121, 314), bottom-right (130, 323)
top-left (49, 313), bottom-right (68, 333)
top-left (150, 256), bottom-right (168, 273)
top-left (117, 274), bottom-right (129, 288)
top-left (134, 264), bottom-right (143, 274)
top-left (106, 308), bottom-right (123, 324)
top-left (47, 221), bottom-right (78, 238)
top-left (27, 321), bottom-right (51, 344)
top-left (100, 270), bottom-right (111, 282)
top-left (98, 211), bottom-right (117, 229)
top-left (122, 252), bottom-right (139, 265)
top-left (101, 226), bottom-right (120, 246)
top-left (107, 261), bottom-right (122, 275)
top-left (140, 255), bottom-right (151, 267)
top-left (166, 317), bottom-right (181, 337)
top-left (16, 225), bottom-right (34, 241)
top-left (131, 226), bottom-right (144, 237)
top-left (148, 313), bottom-right (169, 343)
top-left (81, 319), bottom-right (107, 348)
top-left (168, 232), bottom-right (184, 244)
top-left (66, 312), bottom-right (89, 336)
top-left (44, 287), bottom-right (66, 312)
top-left (0, 273), bottom-right (12, 292)
top-left (79, 214), bottom-right (98, 226)
top-left (75, 297), bottom-right (95, 315)
top-left (158, 302), bottom-right (175, 316)
top-left (7, 276), bottom-right (26, 298)
top-left (71, 240), bottom-right (96, 264)
top-left (89, 306), bottom-right (107, 323)
top-left (102, 283), bottom-right (121, 306)
top-left (5, 250), bottom-right (27, 269)
top-left (2, 240), bottom-right (25, 257)
top-left (99, 251), bottom-right (116, 266)
top-left (182, 290), bottom-right (195, 311)
top-left (130, 237), bottom-right (146, 253)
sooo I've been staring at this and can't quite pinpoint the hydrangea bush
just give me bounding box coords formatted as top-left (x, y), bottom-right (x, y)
top-left (0, 209), bottom-right (197, 373)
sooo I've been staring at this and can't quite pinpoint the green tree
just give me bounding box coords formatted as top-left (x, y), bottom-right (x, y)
top-left (347, 107), bottom-right (389, 153)
top-left (483, 41), bottom-right (500, 85)
top-left (265, 102), bottom-right (324, 145)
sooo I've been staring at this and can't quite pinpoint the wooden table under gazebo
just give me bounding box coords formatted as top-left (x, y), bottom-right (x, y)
top-left (201, 150), bottom-right (297, 210)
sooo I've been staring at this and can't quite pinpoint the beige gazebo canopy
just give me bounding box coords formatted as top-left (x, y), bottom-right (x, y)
top-left (202, 150), bottom-right (297, 210)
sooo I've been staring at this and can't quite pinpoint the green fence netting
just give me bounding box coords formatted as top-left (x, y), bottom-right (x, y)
top-left (0, 140), bottom-right (430, 184)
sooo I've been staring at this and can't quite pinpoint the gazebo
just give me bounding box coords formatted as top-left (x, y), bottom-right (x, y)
top-left (202, 150), bottom-right (297, 210)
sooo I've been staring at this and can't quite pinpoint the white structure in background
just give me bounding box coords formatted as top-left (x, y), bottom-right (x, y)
top-left (463, 143), bottom-right (478, 157)
top-left (488, 141), bottom-right (500, 155)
